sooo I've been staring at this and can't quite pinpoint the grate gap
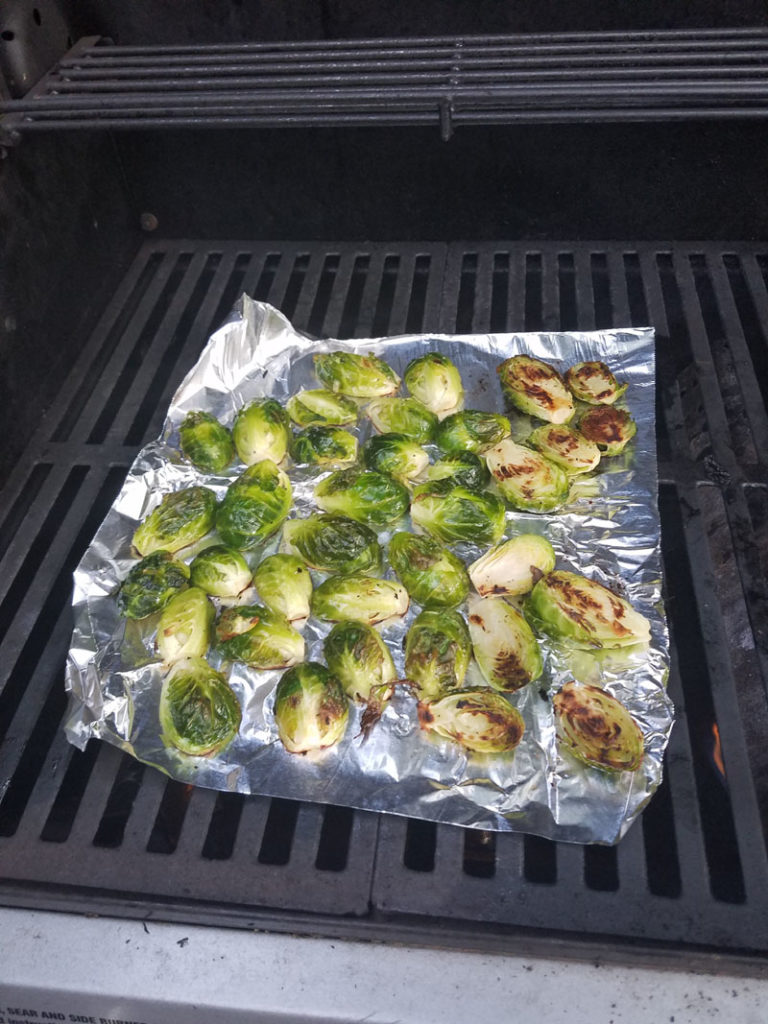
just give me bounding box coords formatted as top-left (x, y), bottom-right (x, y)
top-left (523, 834), bottom-right (557, 884)
top-left (489, 252), bottom-right (510, 332)
top-left (146, 780), bottom-right (194, 855)
top-left (641, 764), bottom-right (682, 898)
top-left (207, 252), bottom-right (252, 334)
top-left (315, 804), bottom-right (354, 872)
top-left (455, 252), bottom-right (477, 334)
top-left (201, 791), bottom-right (244, 861)
top-left (403, 818), bottom-right (436, 873)
top-left (723, 253), bottom-right (768, 423)
top-left (92, 754), bottom-right (145, 848)
top-left (591, 252), bottom-right (612, 329)
top-left (338, 254), bottom-right (370, 337)
top-left (583, 843), bottom-right (619, 892)
top-left (0, 464), bottom-right (52, 562)
top-left (307, 253), bottom-right (341, 337)
top-left (280, 253), bottom-right (311, 322)
top-left (524, 253), bottom-right (543, 331)
top-left (405, 254), bottom-right (432, 334)
top-left (462, 829), bottom-right (496, 879)
top-left (40, 739), bottom-right (101, 843)
top-left (557, 252), bottom-right (577, 331)
top-left (257, 797), bottom-right (300, 866)
top-left (371, 255), bottom-right (400, 336)
top-left (623, 252), bottom-right (650, 327)
top-left (251, 253), bottom-right (281, 301)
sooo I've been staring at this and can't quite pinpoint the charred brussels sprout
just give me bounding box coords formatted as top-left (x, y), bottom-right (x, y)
top-left (528, 424), bottom-right (600, 476)
top-left (312, 574), bottom-right (409, 624)
top-left (366, 396), bottom-right (437, 442)
top-left (405, 609), bottom-right (471, 700)
top-left (469, 534), bottom-right (556, 598)
top-left (389, 532), bottom-right (469, 609)
top-left (118, 551), bottom-right (190, 619)
top-left (418, 689), bottom-right (525, 754)
top-left (410, 479), bottom-right (505, 547)
top-left (281, 514), bottom-right (381, 576)
top-left (232, 398), bottom-right (290, 465)
top-left (467, 595), bottom-right (542, 692)
top-left (179, 411), bottom-right (234, 473)
top-left (286, 388), bottom-right (358, 427)
top-left (314, 467), bottom-right (409, 528)
top-left (215, 460), bottom-right (292, 549)
top-left (424, 450), bottom-right (490, 491)
top-left (565, 361), bottom-right (628, 406)
top-left (214, 604), bottom-right (305, 668)
top-left (553, 681), bottom-right (644, 772)
top-left (485, 438), bottom-right (570, 512)
top-left (314, 351), bottom-right (399, 398)
top-left (190, 545), bottom-right (251, 598)
top-left (274, 662), bottom-right (349, 754)
top-left (253, 553), bottom-right (312, 621)
top-left (362, 432), bottom-right (429, 482)
top-left (578, 406), bottom-right (637, 456)
top-left (133, 486), bottom-right (217, 556)
top-left (324, 620), bottom-right (396, 714)
top-left (160, 657), bottom-right (241, 757)
top-left (157, 587), bottom-right (214, 664)
top-left (404, 353), bottom-right (463, 416)
top-left (497, 355), bottom-right (574, 424)
top-left (435, 409), bottom-right (510, 455)
top-left (291, 425), bottom-right (357, 467)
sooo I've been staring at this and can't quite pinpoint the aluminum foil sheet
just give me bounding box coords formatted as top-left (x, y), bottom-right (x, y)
top-left (65, 297), bottom-right (672, 844)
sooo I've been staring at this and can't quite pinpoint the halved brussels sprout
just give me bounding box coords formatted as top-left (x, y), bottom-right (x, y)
top-left (467, 595), bottom-right (543, 692)
top-left (362, 432), bottom-right (429, 482)
top-left (253, 553), bottom-right (312, 621)
top-left (160, 657), bottom-right (241, 757)
top-left (418, 689), bottom-right (525, 754)
top-left (404, 353), bottom-right (464, 416)
top-left (232, 398), bottom-right (290, 465)
top-left (424, 450), bottom-right (490, 491)
top-left (405, 609), bottom-right (471, 700)
top-left (565, 361), bottom-right (628, 406)
top-left (157, 587), bottom-right (215, 665)
top-left (324, 619), bottom-right (397, 703)
top-left (118, 551), bottom-right (190, 619)
top-left (190, 544), bottom-right (251, 597)
top-left (389, 532), bottom-right (469, 609)
top-left (497, 355), bottom-right (574, 424)
top-left (553, 681), bottom-right (644, 771)
top-left (215, 460), bottom-right (292, 549)
top-left (314, 467), bottom-right (409, 529)
top-left (214, 604), bottom-right (305, 668)
top-left (312, 575), bottom-right (409, 624)
top-left (274, 662), bottom-right (349, 754)
top-left (314, 351), bottom-right (400, 398)
top-left (286, 388), bottom-right (359, 427)
top-left (291, 425), bottom-right (357, 467)
top-left (469, 534), bottom-right (556, 598)
top-left (179, 411), bottom-right (235, 473)
top-left (578, 406), bottom-right (637, 456)
top-left (411, 479), bottom-right (506, 547)
top-left (528, 424), bottom-right (601, 475)
top-left (485, 438), bottom-right (570, 512)
top-left (366, 396), bottom-right (437, 442)
top-left (133, 486), bottom-right (217, 556)
top-left (526, 570), bottom-right (651, 648)
top-left (435, 410), bottom-right (511, 455)
top-left (281, 514), bottom-right (382, 576)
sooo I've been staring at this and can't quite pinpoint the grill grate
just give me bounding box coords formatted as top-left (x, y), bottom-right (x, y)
top-left (1, 240), bottom-right (767, 965)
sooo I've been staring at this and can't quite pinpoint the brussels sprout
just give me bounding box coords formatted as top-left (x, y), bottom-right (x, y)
top-left (179, 411), bottom-right (234, 473)
top-left (160, 657), bottom-right (241, 757)
top-left (324, 620), bottom-right (396, 712)
top-left (232, 398), bottom-right (290, 465)
top-left (274, 662), bottom-right (349, 754)
top-left (118, 551), bottom-right (190, 619)
top-left (190, 544), bottom-right (251, 597)
top-left (215, 460), bottom-right (292, 549)
top-left (469, 534), bottom-right (556, 598)
top-left (253, 553), bottom-right (312, 621)
top-left (157, 587), bottom-right (215, 665)
top-left (405, 609), bottom-right (471, 700)
top-left (312, 575), bottom-right (409, 624)
top-left (133, 486), bottom-right (217, 556)
top-left (497, 355), bottom-right (574, 424)
top-left (362, 432), bottom-right (429, 482)
top-left (578, 406), bottom-right (637, 456)
top-left (485, 438), bottom-right (570, 512)
top-left (389, 532), bottom-right (469, 609)
top-left (214, 604), bottom-right (305, 668)
top-left (424, 450), bottom-right (490, 491)
top-left (314, 351), bottom-right (400, 398)
top-left (565, 361), bottom-right (628, 406)
top-left (410, 480), bottom-right (506, 547)
top-left (553, 681), bottom-right (644, 772)
top-left (291, 425), bottom-right (358, 467)
top-left (526, 570), bottom-right (651, 648)
top-left (528, 424), bottom-right (601, 475)
top-left (286, 388), bottom-right (358, 427)
top-left (418, 689), bottom-right (525, 754)
top-left (366, 397), bottom-right (437, 442)
top-left (404, 353), bottom-right (464, 416)
top-left (435, 410), bottom-right (510, 455)
top-left (467, 595), bottom-right (543, 692)
top-left (314, 467), bottom-right (409, 528)
top-left (281, 514), bottom-right (382, 576)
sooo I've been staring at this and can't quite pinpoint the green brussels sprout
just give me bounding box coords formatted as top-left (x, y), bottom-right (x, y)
top-left (133, 486), bottom-right (217, 556)
top-left (405, 609), bottom-right (472, 700)
top-left (281, 514), bottom-right (382, 576)
top-left (291, 425), bottom-right (357, 467)
top-left (232, 398), bottom-right (290, 465)
top-left (553, 681), bottom-right (644, 771)
top-left (404, 353), bottom-right (464, 416)
top-left (314, 467), bottom-right (409, 529)
top-left (410, 479), bottom-right (506, 547)
top-left (286, 388), bottom-right (359, 427)
top-left (324, 620), bottom-right (396, 709)
top-left (424, 450), bottom-right (490, 490)
top-left (274, 662), bottom-right (350, 754)
top-left (157, 587), bottom-right (215, 665)
top-left (485, 438), bottom-right (570, 512)
top-left (215, 460), bottom-right (292, 549)
top-left (497, 354), bottom-right (574, 424)
top-left (468, 534), bottom-right (556, 598)
top-left (118, 551), bottom-right (190, 619)
top-left (312, 574), bottom-right (409, 624)
top-left (526, 570), bottom-right (652, 649)
top-left (366, 397), bottom-right (437, 442)
top-left (190, 544), bottom-right (251, 597)
top-left (565, 361), bottom-right (628, 406)
top-left (578, 406), bottom-right (637, 456)
top-left (361, 432), bottom-right (429, 482)
top-left (253, 553), bottom-right (312, 621)
top-left (314, 351), bottom-right (400, 398)
top-left (418, 689), bottom-right (525, 754)
top-left (179, 411), bottom-right (234, 473)
top-left (435, 409), bottom-right (511, 455)
top-left (528, 424), bottom-right (601, 475)
top-left (159, 657), bottom-right (242, 757)
top-left (214, 604), bottom-right (305, 668)
top-left (389, 532), bottom-right (469, 609)
top-left (467, 595), bottom-right (543, 692)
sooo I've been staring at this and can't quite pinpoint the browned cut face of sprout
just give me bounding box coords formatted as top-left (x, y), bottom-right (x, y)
top-left (553, 681), bottom-right (644, 772)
